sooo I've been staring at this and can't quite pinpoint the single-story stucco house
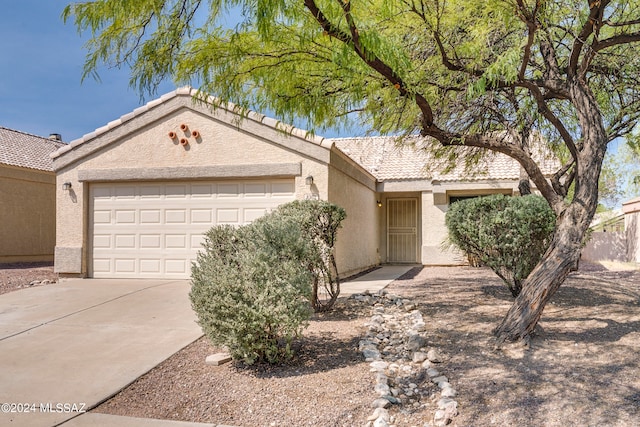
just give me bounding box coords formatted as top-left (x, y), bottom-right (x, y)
top-left (51, 87), bottom-right (557, 279)
top-left (0, 127), bottom-right (65, 263)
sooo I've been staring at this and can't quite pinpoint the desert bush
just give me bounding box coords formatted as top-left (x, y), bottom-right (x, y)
top-left (445, 194), bottom-right (556, 297)
top-left (272, 200), bottom-right (346, 311)
top-left (190, 215), bottom-right (314, 365)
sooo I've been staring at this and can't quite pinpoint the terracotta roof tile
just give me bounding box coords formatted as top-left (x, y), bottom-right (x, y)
top-left (0, 127), bottom-right (65, 172)
top-left (332, 136), bottom-right (559, 182)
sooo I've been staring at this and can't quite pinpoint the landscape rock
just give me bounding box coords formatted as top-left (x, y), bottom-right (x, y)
top-left (205, 353), bottom-right (232, 366)
top-left (356, 291), bottom-right (459, 426)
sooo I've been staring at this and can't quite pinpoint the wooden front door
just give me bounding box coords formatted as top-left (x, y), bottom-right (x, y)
top-left (387, 198), bottom-right (418, 263)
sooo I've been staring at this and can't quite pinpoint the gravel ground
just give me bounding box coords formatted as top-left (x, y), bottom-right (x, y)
top-left (0, 262), bottom-right (57, 295)
top-left (94, 262), bottom-right (640, 427)
top-left (2, 261), bottom-right (639, 426)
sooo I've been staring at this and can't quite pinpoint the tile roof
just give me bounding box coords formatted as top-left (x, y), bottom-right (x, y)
top-left (332, 136), bottom-right (560, 182)
top-left (0, 127), bottom-right (65, 172)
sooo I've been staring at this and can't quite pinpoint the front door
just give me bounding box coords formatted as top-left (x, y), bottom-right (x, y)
top-left (387, 198), bottom-right (418, 263)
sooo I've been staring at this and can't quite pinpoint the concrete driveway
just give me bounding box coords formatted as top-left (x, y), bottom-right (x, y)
top-left (0, 279), bottom-right (203, 427)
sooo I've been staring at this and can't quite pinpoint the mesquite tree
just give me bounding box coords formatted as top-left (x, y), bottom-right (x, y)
top-left (64, 0), bottom-right (640, 342)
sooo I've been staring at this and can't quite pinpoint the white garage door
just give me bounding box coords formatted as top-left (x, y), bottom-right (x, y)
top-left (90, 179), bottom-right (296, 279)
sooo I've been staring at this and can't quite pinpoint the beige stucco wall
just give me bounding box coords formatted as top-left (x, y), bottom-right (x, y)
top-left (0, 165), bottom-right (56, 263)
top-left (327, 157), bottom-right (379, 277)
top-left (420, 191), bottom-right (463, 265)
top-left (54, 104), bottom-right (334, 276)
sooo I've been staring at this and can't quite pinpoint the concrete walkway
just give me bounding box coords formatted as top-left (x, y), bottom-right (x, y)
top-left (0, 279), bottom-right (203, 427)
top-left (0, 265), bottom-right (413, 427)
top-left (340, 265), bottom-right (416, 297)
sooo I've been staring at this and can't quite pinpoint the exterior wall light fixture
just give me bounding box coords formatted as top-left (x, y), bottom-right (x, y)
top-left (305, 175), bottom-right (314, 186)
top-left (63, 182), bottom-right (72, 191)
top-left (377, 200), bottom-right (382, 207)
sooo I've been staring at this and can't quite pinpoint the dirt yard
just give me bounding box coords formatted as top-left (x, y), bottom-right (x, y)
top-left (92, 262), bottom-right (640, 427)
top-left (0, 262), bottom-right (57, 295)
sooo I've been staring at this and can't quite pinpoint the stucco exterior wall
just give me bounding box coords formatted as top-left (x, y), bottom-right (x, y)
top-left (328, 156), bottom-right (379, 277)
top-left (54, 104), bottom-right (332, 276)
top-left (420, 191), bottom-right (464, 265)
top-left (0, 165), bottom-right (56, 263)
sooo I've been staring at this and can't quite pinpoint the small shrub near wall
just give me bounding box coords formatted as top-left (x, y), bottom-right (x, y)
top-left (445, 194), bottom-right (556, 297)
top-left (190, 218), bottom-right (314, 365)
top-left (190, 200), bottom-right (346, 365)
top-left (273, 200), bottom-right (346, 311)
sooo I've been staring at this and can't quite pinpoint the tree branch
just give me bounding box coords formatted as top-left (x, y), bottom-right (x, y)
top-left (303, 0), bottom-right (434, 127)
top-left (568, 0), bottom-right (610, 78)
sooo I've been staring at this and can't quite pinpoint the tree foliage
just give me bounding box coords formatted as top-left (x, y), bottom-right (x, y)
top-left (65, 0), bottom-right (640, 342)
top-left (446, 195), bottom-right (556, 297)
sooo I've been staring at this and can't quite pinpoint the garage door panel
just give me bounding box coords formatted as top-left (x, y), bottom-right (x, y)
top-left (140, 259), bottom-right (161, 274)
top-left (90, 179), bottom-right (295, 278)
top-left (217, 183), bottom-right (240, 197)
top-left (94, 211), bottom-right (112, 224)
top-left (114, 259), bottom-right (136, 273)
top-left (140, 234), bottom-right (161, 248)
top-left (166, 184), bottom-right (188, 198)
top-left (244, 208), bottom-right (268, 222)
top-left (165, 209), bottom-right (187, 224)
top-left (140, 210), bottom-right (161, 224)
top-left (115, 186), bottom-right (136, 199)
top-left (191, 209), bottom-right (213, 223)
top-left (115, 235), bottom-right (136, 249)
top-left (115, 210), bottom-right (136, 224)
top-left (217, 209), bottom-right (239, 223)
top-left (191, 184), bottom-right (213, 198)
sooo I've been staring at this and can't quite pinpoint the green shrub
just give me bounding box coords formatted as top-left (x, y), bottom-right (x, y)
top-left (445, 194), bottom-right (556, 297)
top-left (189, 200), bottom-right (346, 365)
top-left (190, 216), bottom-right (314, 365)
top-left (272, 200), bottom-right (346, 311)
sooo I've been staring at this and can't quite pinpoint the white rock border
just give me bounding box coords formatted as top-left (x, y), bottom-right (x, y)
top-left (352, 290), bottom-right (459, 427)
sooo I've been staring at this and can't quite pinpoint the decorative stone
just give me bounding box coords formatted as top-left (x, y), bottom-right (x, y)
top-left (437, 397), bottom-right (457, 410)
top-left (372, 398), bottom-right (392, 408)
top-left (383, 395), bottom-right (401, 405)
top-left (360, 292), bottom-right (458, 425)
top-left (412, 351), bottom-right (428, 363)
top-left (427, 348), bottom-right (445, 363)
top-left (441, 386), bottom-right (457, 398)
top-left (370, 361), bottom-right (389, 371)
top-left (426, 368), bottom-right (440, 377)
top-left (407, 334), bottom-right (427, 351)
top-left (375, 382), bottom-right (391, 396)
top-left (205, 353), bottom-right (232, 366)
top-left (432, 375), bottom-right (449, 386)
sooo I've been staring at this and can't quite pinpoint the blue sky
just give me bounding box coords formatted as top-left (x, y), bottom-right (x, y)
top-left (0, 1), bottom-right (177, 142)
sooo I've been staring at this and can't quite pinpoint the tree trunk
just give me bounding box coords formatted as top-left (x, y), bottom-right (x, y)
top-left (493, 220), bottom-right (580, 342)
top-left (494, 78), bottom-right (608, 343)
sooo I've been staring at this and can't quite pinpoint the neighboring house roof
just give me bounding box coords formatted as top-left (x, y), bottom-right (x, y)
top-left (0, 127), bottom-right (65, 172)
top-left (332, 135), bottom-right (560, 182)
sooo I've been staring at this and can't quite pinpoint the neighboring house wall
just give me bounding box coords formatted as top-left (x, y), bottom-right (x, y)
top-left (581, 232), bottom-right (627, 263)
top-left (0, 165), bottom-right (56, 263)
top-left (624, 198), bottom-right (640, 263)
top-left (581, 198), bottom-right (640, 263)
